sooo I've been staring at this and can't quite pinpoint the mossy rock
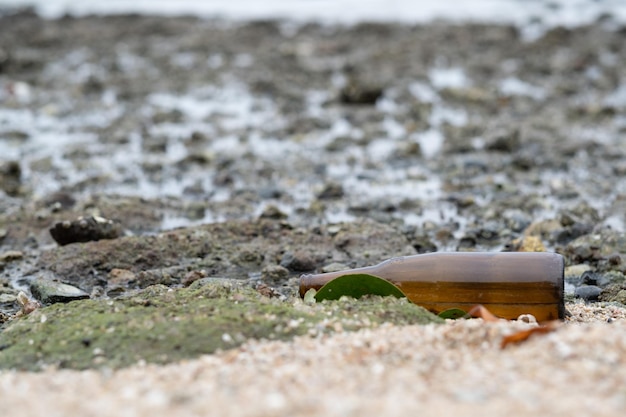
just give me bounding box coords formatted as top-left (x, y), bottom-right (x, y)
top-left (0, 280), bottom-right (441, 371)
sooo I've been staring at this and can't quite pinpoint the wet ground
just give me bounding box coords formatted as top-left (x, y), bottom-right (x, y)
top-left (1, 8), bottom-right (626, 369)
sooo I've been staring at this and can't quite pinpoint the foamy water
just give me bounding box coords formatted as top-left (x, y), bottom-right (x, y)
top-left (3, 0), bottom-right (626, 28)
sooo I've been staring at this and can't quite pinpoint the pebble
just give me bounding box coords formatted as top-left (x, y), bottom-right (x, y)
top-left (280, 251), bottom-right (316, 272)
top-left (30, 277), bottom-right (90, 304)
top-left (49, 215), bottom-right (124, 246)
top-left (581, 271), bottom-right (612, 287)
top-left (259, 205), bottom-right (288, 220)
top-left (0, 250), bottom-right (23, 262)
top-left (0, 160), bottom-right (21, 196)
top-left (261, 264), bottom-right (290, 283)
top-left (316, 182), bottom-right (344, 200)
top-left (0, 293), bottom-right (17, 303)
top-left (574, 285), bottom-right (602, 301)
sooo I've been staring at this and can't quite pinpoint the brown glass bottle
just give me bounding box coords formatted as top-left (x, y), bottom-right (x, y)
top-left (300, 252), bottom-right (565, 321)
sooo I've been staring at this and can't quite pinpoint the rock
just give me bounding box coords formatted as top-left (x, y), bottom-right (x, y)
top-left (30, 277), bottom-right (90, 304)
top-left (613, 290), bottom-right (626, 304)
top-left (0, 250), bottom-right (23, 262)
top-left (485, 127), bottom-right (521, 152)
top-left (502, 210), bottom-right (532, 233)
top-left (182, 270), bottom-right (208, 287)
top-left (565, 229), bottom-right (626, 263)
top-left (187, 277), bottom-right (249, 296)
top-left (316, 182), bottom-right (344, 200)
top-left (339, 79), bottom-right (383, 105)
top-left (581, 271), bottom-right (613, 287)
top-left (280, 251), bottom-right (316, 272)
top-left (523, 219), bottom-right (562, 242)
top-left (258, 186), bottom-right (283, 199)
top-left (0, 161), bottom-right (21, 196)
top-left (134, 266), bottom-right (186, 288)
top-left (0, 311), bottom-right (10, 324)
top-left (553, 222), bottom-right (593, 245)
top-left (503, 236), bottom-right (545, 252)
top-left (151, 108), bottom-right (184, 124)
top-left (261, 264), bottom-right (290, 283)
top-left (598, 283), bottom-right (626, 304)
top-left (259, 205), bottom-right (288, 220)
top-left (49, 215), bottom-right (124, 246)
top-left (0, 293), bottom-right (17, 304)
top-left (574, 285), bottom-right (602, 301)
top-left (560, 202), bottom-right (600, 225)
top-left (43, 191), bottom-right (77, 211)
top-left (107, 268), bottom-right (137, 293)
top-left (408, 234), bottom-right (438, 254)
top-left (564, 264), bottom-right (593, 286)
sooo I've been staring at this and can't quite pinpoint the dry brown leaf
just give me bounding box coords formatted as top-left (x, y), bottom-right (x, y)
top-left (467, 304), bottom-right (500, 322)
top-left (500, 321), bottom-right (561, 349)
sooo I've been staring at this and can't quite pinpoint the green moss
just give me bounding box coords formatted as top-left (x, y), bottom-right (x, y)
top-left (0, 281), bottom-right (441, 371)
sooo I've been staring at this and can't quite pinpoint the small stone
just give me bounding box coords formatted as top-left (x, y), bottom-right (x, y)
top-left (258, 186), bottom-right (283, 199)
top-left (502, 210), bottom-right (532, 233)
top-left (30, 277), bottom-right (90, 304)
top-left (485, 127), bottom-right (520, 152)
top-left (565, 264), bottom-right (593, 279)
top-left (339, 80), bottom-right (383, 105)
top-left (261, 264), bottom-right (290, 283)
top-left (49, 215), bottom-right (124, 245)
top-left (581, 271), bottom-right (612, 287)
top-left (0, 293), bottom-right (17, 303)
top-left (409, 234), bottom-right (438, 254)
top-left (280, 251), bottom-right (316, 272)
top-left (0, 311), bottom-right (10, 324)
top-left (574, 285), bottom-right (602, 301)
top-left (504, 236), bottom-right (546, 252)
top-left (608, 253), bottom-right (622, 265)
top-left (0, 160), bottom-right (22, 196)
top-left (316, 182), bottom-right (344, 200)
top-left (182, 270), bottom-right (208, 287)
top-left (613, 289), bottom-right (626, 304)
top-left (0, 250), bottom-right (23, 262)
top-left (259, 205), bottom-right (288, 220)
top-left (108, 268), bottom-right (137, 286)
top-left (326, 225), bottom-right (342, 236)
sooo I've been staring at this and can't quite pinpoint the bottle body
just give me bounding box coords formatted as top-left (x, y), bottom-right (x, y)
top-left (300, 252), bottom-right (565, 321)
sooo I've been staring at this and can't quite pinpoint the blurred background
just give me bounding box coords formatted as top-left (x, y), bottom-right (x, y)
top-left (3, 0), bottom-right (626, 28)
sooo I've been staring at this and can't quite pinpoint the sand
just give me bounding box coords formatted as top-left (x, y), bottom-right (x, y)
top-left (1, 302), bottom-right (625, 417)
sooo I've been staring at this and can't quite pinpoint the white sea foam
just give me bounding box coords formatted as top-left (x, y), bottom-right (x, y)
top-left (3, 0), bottom-right (626, 28)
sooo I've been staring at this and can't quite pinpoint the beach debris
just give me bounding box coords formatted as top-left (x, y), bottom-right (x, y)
top-left (301, 252), bottom-right (564, 321)
top-left (467, 304), bottom-right (500, 322)
top-left (469, 304), bottom-right (561, 348)
top-left (500, 321), bottom-right (561, 349)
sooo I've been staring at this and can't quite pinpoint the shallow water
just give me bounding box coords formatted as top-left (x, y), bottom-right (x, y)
top-left (5, 0), bottom-right (626, 27)
top-left (2, 7), bottom-right (626, 247)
